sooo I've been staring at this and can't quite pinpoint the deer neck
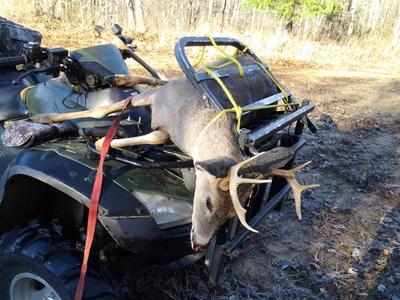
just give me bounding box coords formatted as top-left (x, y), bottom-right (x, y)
top-left (191, 127), bottom-right (245, 167)
top-left (190, 109), bottom-right (245, 166)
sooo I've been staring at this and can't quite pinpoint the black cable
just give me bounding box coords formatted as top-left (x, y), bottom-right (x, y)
top-left (61, 91), bottom-right (78, 109)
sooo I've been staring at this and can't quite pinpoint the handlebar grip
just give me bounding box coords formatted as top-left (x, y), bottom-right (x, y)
top-left (0, 55), bottom-right (27, 68)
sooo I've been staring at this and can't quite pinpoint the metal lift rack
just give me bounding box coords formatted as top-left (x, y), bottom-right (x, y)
top-left (175, 36), bottom-right (317, 283)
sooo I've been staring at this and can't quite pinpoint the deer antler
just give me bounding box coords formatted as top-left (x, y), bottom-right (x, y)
top-left (226, 152), bottom-right (272, 233)
top-left (271, 161), bottom-right (319, 219)
top-left (225, 154), bottom-right (319, 233)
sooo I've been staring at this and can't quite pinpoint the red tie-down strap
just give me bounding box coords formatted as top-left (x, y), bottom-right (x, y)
top-left (74, 96), bottom-right (132, 300)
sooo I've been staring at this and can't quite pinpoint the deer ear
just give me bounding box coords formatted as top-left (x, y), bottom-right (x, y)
top-left (194, 158), bottom-right (236, 178)
top-left (237, 147), bottom-right (294, 178)
top-left (195, 161), bottom-right (228, 178)
top-left (194, 162), bottom-right (207, 172)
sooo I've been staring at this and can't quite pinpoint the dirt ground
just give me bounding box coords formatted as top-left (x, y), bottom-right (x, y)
top-left (126, 56), bottom-right (400, 300)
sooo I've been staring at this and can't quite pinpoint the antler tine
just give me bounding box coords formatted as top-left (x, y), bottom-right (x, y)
top-left (271, 161), bottom-right (319, 220)
top-left (229, 152), bottom-right (272, 233)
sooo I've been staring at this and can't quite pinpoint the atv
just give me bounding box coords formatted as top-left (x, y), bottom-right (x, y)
top-left (0, 20), bottom-right (315, 299)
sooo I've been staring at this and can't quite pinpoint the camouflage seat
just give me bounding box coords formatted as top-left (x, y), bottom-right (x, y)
top-left (0, 17), bottom-right (42, 57)
top-left (0, 18), bottom-right (41, 120)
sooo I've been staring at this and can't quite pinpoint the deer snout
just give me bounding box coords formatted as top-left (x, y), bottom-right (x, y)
top-left (190, 226), bottom-right (209, 252)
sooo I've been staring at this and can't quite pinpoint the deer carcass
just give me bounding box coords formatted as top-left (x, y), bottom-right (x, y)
top-left (31, 56), bottom-right (318, 250)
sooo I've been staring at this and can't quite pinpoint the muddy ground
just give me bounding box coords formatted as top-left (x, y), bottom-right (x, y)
top-left (128, 61), bottom-right (400, 300)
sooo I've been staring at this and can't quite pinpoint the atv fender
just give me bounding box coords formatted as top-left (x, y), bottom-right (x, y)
top-left (0, 142), bottom-right (191, 252)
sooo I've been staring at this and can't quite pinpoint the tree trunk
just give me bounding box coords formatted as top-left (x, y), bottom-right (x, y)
top-left (347, 0), bottom-right (356, 35)
top-left (127, 0), bottom-right (134, 31)
top-left (368, 0), bottom-right (381, 29)
top-left (284, 0), bottom-right (297, 33)
top-left (285, 20), bottom-right (294, 32)
top-left (133, 0), bottom-right (145, 33)
top-left (221, 0), bottom-right (227, 31)
top-left (394, 15), bottom-right (400, 42)
top-left (207, 0), bottom-right (214, 31)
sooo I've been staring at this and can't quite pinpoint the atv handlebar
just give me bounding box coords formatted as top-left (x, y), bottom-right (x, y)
top-left (0, 55), bottom-right (27, 68)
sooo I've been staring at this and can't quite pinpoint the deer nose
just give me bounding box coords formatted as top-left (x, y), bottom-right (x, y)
top-left (192, 242), bottom-right (208, 253)
top-left (190, 227), bottom-right (201, 252)
top-left (190, 227), bottom-right (209, 252)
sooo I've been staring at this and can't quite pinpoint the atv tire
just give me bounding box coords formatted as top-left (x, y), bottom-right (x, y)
top-left (0, 223), bottom-right (118, 300)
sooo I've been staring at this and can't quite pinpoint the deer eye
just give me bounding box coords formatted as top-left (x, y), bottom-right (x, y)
top-left (206, 197), bottom-right (213, 212)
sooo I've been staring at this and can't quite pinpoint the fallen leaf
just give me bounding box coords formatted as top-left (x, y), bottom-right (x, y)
top-left (383, 249), bottom-right (392, 256)
top-left (348, 267), bottom-right (358, 275)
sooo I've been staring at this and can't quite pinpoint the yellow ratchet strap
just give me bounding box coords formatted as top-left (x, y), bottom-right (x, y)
top-left (205, 34), bottom-right (244, 77)
top-left (199, 103), bottom-right (297, 137)
top-left (204, 66), bottom-right (243, 132)
top-left (193, 46), bottom-right (205, 68)
top-left (197, 35), bottom-right (297, 136)
top-left (256, 62), bottom-right (293, 110)
top-left (208, 45), bottom-right (249, 70)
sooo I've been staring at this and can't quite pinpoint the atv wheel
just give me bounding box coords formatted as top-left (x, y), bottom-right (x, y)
top-left (0, 224), bottom-right (118, 300)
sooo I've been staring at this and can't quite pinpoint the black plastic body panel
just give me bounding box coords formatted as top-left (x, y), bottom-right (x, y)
top-left (24, 77), bottom-right (154, 135)
top-left (70, 44), bottom-right (129, 76)
top-left (0, 136), bottom-right (194, 259)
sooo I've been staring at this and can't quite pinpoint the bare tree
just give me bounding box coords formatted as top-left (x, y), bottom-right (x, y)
top-left (132, 0), bottom-right (145, 33)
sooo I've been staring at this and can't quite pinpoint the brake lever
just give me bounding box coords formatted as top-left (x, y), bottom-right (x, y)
top-left (12, 66), bottom-right (48, 85)
top-left (12, 65), bottom-right (60, 85)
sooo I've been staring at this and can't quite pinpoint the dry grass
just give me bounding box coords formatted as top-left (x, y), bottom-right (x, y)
top-left (0, 0), bottom-right (399, 74)
top-left (0, 2), bottom-right (97, 49)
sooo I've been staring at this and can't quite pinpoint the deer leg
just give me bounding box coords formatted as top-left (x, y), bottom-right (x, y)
top-left (31, 91), bottom-right (155, 124)
top-left (130, 90), bottom-right (154, 107)
top-left (95, 130), bottom-right (170, 151)
top-left (271, 161), bottom-right (319, 220)
top-left (114, 74), bottom-right (168, 87)
top-left (30, 100), bottom-right (129, 124)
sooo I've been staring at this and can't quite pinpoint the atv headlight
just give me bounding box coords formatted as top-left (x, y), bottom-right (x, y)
top-left (132, 191), bottom-right (193, 228)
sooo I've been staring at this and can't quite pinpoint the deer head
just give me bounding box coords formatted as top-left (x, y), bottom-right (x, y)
top-left (190, 147), bottom-right (319, 250)
top-left (190, 157), bottom-right (238, 250)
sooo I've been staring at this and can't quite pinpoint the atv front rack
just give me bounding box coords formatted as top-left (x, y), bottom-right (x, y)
top-left (175, 36), bottom-right (317, 283)
top-left (86, 143), bottom-right (193, 169)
